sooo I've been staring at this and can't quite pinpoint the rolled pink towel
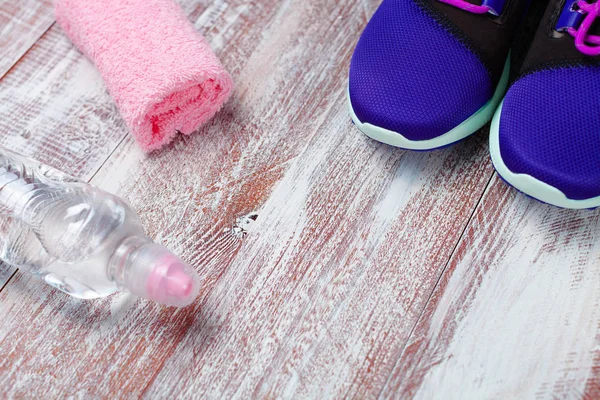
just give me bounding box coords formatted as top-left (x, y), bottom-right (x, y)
top-left (54, 0), bottom-right (233, 152)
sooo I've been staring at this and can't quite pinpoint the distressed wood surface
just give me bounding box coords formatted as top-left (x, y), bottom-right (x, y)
top-left (0, 0), bottom-right (494, 397)
top-left (0, 0), bottom-right (597, 398)
top-left (381, 177), bottom-right (600, 399)
top-left (0, 0), bottom-right (54, 78)
top-left (90, 106), bottom-right (492, 399)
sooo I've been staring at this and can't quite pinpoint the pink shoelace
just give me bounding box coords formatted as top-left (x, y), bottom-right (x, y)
top-left (439, 0), bottom-right (600, 57)
top-left (567, 0), bottom-right (600, 56)
top-left (438, 0), bottom-right (490, 14)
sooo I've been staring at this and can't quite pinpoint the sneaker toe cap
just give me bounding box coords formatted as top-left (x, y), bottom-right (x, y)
top-left (498, 66), bottom-right (600, 201)
top-left (349, 0), bottom-right (493, 141)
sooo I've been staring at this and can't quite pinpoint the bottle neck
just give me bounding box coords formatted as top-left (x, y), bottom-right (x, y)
top-left (108, 236), bottom-right (152, 289)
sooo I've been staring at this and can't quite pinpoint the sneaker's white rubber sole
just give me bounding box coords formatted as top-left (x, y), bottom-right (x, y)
top-left (348, 56), bottom-right (510, 151)
top-left (489, 101), bottom-right (600, 209)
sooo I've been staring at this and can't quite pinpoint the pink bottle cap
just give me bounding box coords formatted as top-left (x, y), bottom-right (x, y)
top-left (146, 254), bottom-right (199, 307)
top-left (123, 242), bottom-right (200, 307)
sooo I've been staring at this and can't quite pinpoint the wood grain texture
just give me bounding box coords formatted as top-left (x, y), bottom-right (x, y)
top-left (381, 177), bottom-right (600, 399)
top-left (0, 0), bottom-right (499, 397)
top-left (2, 0), bottom-right (595, 398)
top-left (139, 111), bottom-right (495, 400)
top-left (0, 25), bottom-right (129, 175)
top-left (0, 0), bottom-right (54, 78)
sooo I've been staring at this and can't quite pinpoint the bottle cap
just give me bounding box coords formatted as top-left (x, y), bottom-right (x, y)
top-left (123, 242), bottom-right (200, 307)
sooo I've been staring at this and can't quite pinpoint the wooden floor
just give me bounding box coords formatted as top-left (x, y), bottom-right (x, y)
top-left (1, 1), bottom-right (600, 398)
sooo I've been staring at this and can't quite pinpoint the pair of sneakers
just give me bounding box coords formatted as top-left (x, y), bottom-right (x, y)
top-left (348, 0), bottom-right (600, 209)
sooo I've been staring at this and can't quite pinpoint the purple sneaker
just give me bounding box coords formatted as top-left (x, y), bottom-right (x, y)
top-left (348, 0), bottom-right (528, 150)
top-left (490, 0), bottom-right (600, 209)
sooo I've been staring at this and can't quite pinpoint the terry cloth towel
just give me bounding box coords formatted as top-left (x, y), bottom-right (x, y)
top-left (54, 0), bottom-right (233, 152)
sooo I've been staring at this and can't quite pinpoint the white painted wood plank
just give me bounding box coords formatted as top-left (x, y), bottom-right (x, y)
top-left (138, 98), bottom-right (494, 399)
top-left (0, 0), bottom-right (54, 78)
top-left (0, 26), bottom-right (128, 178)
top-left (382, 175), bottom-right (600, 399)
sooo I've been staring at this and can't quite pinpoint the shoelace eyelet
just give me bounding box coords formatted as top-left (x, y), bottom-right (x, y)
top-left (437, 0), bottom-right (505, 16)
top-left (557, 0), bottom-right (600, 56)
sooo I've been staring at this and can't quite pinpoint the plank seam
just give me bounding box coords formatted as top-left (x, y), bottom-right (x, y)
top-left (0, 270), bottom-right (17, 293)
top-left (376, 168), bottom-right (497, 398)
top-left (86, 133), bottom-right (130, 182)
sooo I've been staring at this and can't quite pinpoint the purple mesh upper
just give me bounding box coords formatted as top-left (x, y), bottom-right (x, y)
top-left (499, 65), bottom-right (600, 200)
top-left (349, 0), bottom-right (493, 141)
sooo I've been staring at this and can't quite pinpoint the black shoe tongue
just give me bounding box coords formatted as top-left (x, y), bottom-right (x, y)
top-left (558, 1), bottom-right (600, 36)
top-left (520, 0), bottom-right (600, 74)
top-left (588, 19), bottom-right (600, 37)
top-left (420, 0), bottom-right (530, 86)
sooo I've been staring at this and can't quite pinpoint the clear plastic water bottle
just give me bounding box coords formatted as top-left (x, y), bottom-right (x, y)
top-left (0, 148), bottom-right (200, 307)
